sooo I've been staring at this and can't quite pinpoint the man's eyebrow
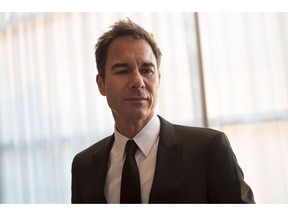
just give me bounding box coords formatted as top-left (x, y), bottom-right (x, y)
top-left (111, 63), bottom-right (129, 70)
top-left (111, 62), bottom-right (156, 70)
top-left (142, 62), bottom-right (156, 68)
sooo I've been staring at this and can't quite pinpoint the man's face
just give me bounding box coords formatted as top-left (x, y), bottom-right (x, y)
top-left (96, 36), bottom-right (161, 125)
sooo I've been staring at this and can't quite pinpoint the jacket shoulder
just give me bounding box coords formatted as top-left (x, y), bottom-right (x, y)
top-left (174, 124), bottom-right (225, 142)
top-left (158, 115), bottom-right (223, 137)
top-left (158, 115), bottom-right (227, 147)
top-left (72, 135), bottom-right (113, 167)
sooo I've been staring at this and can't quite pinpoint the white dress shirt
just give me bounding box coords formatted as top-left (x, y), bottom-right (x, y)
top-left (104, 115), bottom-right (160, 203)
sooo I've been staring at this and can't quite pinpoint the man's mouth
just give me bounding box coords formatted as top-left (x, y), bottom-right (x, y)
top-left (125, 96), bottom-right (148, 101)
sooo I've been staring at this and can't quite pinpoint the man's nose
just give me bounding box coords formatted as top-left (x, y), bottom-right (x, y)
top-left (129, 70), bottom-right (145, 89)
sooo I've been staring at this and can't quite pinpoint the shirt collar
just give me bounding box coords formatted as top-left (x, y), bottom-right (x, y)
top-left (114, 115), bottom-right (160, 158)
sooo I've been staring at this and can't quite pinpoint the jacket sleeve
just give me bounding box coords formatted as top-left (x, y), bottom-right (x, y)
top-left (207, 132), bottom-right (255, 203)
top-left (71, 155), bottom-right (83, 203)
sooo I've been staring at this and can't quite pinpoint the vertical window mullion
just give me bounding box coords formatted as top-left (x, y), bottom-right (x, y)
top-left (183, 12), bottom-right (208, 127)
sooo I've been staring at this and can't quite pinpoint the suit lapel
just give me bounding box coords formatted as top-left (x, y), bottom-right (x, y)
top-left (89, 135), bottom-right (114, 203)
top-left (149, 116), bottom-right (183, 203)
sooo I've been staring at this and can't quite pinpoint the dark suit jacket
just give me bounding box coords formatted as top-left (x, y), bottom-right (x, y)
top-left (71, 116), bottom-right (255, 203)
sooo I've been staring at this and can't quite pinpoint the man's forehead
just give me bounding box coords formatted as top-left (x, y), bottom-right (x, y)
top-left (110, 36), bottom-right (153, 54)
top-left (106, 37), bottom-right (156, 65)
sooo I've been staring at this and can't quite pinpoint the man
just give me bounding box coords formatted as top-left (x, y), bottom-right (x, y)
top-left (71, 18), bottom-right (255, 203)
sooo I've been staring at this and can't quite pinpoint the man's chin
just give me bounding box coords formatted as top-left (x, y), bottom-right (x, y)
top-left (125, 111), bottom-right (153, 123)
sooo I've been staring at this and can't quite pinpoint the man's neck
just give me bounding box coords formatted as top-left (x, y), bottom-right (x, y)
top-left (114, 114), bottom-right (154, 139)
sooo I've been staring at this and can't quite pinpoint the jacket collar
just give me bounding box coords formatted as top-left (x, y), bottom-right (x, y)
top-left (149, 116), bottom-right (183, 203)
top-left (90, 135), bottom-right (114, 203)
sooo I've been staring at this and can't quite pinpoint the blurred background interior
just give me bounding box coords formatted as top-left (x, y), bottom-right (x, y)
top-left (0, 12), bottom-right (287, 203)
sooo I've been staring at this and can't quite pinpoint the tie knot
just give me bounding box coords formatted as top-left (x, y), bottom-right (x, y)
top-left (125, 140), bottom-right (139, 156)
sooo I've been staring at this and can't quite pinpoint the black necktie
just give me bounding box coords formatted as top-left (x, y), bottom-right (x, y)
top-left (120, 140), bottom-right (141, 203)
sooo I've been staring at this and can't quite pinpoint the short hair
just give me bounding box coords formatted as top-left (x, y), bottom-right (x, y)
top-left (94, 18), bottom-right (162, 80)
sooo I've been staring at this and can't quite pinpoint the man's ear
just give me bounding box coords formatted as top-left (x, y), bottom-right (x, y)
top-left (155, 68), bottom-right (161, 86)
top-left (96, 74), bottom-right (106, 96)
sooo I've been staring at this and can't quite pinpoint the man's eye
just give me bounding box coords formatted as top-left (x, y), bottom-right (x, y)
top-left (142, 69), bottom-right (154, 74)
top-left (115, 70), bottom-right (128, 74)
